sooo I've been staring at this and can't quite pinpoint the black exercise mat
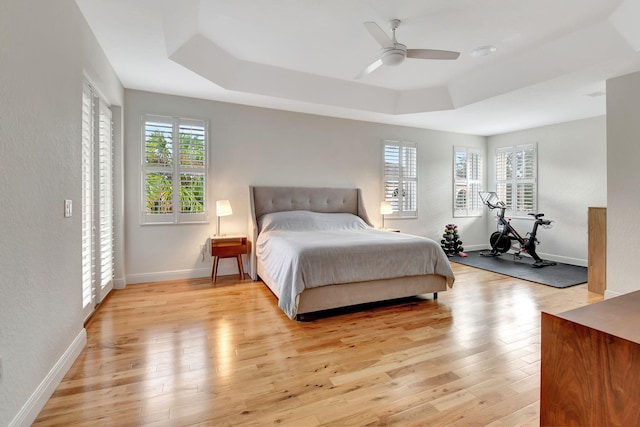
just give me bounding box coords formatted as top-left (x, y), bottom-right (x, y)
top-left (450, 250), bottom-right (587, 288)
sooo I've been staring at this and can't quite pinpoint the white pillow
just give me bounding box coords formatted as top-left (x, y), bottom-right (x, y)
top-left (258, 210), bottom-right (369, 233)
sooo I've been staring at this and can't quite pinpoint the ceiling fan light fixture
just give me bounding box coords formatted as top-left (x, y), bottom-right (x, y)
top-left (381, 45), bottom-right (406, 66)
top-left (357, 20), bottom-right (460, 79)
top-left (471, 45), bottom-right (497, 57)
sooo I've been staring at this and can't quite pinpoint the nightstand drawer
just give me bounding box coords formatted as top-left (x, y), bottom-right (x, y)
top-left (210, 236), bottom-right (249, 282)
top-left (212, 244), bottom-right (247, 257)
top-left (210, 237), bottom-right (248, 256)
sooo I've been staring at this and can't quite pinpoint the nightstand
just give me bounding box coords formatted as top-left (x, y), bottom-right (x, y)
top-left (210, 236), bottom-right (249, 282)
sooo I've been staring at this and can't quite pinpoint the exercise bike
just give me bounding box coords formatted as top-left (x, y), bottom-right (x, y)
top-left (479, 192), bottom-right (556, 268)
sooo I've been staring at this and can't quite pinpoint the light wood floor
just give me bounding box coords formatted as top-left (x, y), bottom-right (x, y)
top-left (34, 263), bottom-right (601, 426)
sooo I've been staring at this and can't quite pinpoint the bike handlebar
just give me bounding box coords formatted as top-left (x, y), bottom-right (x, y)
top-left (480, 192), bottom-right (553, 223)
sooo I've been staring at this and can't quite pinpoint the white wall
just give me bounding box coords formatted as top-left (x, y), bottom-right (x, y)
top-left (487, 116), bottom-right (607, 266)
top-left (123, 90), bottom-right (487, 282)
top-left (606, 70), bottom-right (640, 298)
top-left (0, 1), bottom-right (124, 425)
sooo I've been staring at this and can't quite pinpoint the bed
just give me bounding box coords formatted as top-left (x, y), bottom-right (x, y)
top-left (248, 186), bottom-right (455, 320)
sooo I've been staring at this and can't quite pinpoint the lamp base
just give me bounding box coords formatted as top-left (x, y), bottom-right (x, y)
top-left (215, 216), bottom-right (225, 237)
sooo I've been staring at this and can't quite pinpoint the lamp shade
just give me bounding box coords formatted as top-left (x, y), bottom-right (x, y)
top-left (216, 200), bottom-right (233, 217)
top-left (380, 201), bottom-right (393, 215)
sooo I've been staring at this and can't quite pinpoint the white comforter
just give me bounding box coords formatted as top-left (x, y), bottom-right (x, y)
top-left (255, 211), bottom-right (455, 319)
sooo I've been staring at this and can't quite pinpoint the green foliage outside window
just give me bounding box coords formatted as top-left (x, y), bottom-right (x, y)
top-left (144, 122), bottom-right (206, 216)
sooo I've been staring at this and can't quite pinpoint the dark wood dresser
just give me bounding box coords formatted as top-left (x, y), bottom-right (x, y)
top-left (540, 290), bottom-right (640, 426)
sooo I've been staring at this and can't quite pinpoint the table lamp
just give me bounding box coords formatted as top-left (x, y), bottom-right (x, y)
top-left (215, 199), bottom-right (233, 236)
top-left (380, 201), bottom-right (393, 229)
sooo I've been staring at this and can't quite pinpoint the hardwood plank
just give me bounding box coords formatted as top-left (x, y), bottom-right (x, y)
top-left (33, 265), bottom-right (602, 426)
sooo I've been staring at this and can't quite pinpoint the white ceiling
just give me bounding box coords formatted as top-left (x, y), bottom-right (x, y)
top-left (76, 0), bottom-right (640, 136)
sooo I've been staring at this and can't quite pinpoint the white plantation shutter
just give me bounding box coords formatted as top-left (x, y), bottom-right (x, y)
top-left (469, 150), bottom-right (483, 213)
top-left (383, 140), bottom-right (417, 217)
top-left (383, 144), bottom-right (400, 212)
top-left (97, 98), bottom-right (114, 298)
top-left (82, 82), bottom-right (115, 319)
top-left (142, 115), bottom-right (208, 224)
top-left (81, 83), bottom-right (94, 318)
top-left (495, 143), bottom-right (537, 216)
top-left (178, 120), bottom-right (206, 219)
top-left (143, 116), bottom-right (174, 220)
top-left (454, 147), bottom-right (483, 217)
top-left (495, 148), bottom-right (513, 211)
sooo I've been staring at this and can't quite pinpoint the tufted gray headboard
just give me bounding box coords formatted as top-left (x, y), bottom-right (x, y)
top-left (247, 186), bottom-right (372, 279)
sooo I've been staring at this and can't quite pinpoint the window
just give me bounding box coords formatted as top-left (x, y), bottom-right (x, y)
top-left (495, 143), bottom-right (537, 216)
top-left (142, 115), bottom-right (208, 224)
top-left (453, 146), bottom-right (483, 217)
top-left (383, 140), bottom-right (417, 217)
top-left (82, 81), bottom-right (114, 320)
top-left (97, 98), bottom-right (114, 296)
top-left (81, 83), bottom-right (94, 318)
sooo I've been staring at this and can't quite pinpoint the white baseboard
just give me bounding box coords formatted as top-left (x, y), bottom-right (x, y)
top-left (464, 245), bottom-right (587, 267)
top-left (461, 244), bottom-right (487, 252)
top-left (604, 289), bottom-right (624, 299)
top-left (534, 252), bottom-right (587, 267)
top-left (10, 329), bottom-right (87, 427)
top-left (113, 276), bottom-right (126, 290)
top-left (126, 248), bottom-right (587, 285)
top-left (127, 267), bottom-right (211, 284)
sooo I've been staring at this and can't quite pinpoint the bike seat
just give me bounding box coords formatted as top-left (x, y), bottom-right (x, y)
top-left (528, 213), bottom-right (544, 219)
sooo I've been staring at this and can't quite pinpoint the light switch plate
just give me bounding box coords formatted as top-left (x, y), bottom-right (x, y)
top-left (64, 200), bottom-right (72, 218)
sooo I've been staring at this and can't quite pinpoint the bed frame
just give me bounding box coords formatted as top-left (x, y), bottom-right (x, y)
top-left (248, 186), bottom-right (448, 319)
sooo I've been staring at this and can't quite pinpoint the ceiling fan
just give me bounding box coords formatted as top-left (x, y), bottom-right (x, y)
top-left (356, 19), bottom-right (460, 79)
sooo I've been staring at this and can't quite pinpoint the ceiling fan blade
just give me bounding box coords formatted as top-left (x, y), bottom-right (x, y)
top-left (407, 49), bottom-right (460, 60)
top-left (363, 22), bottom-right (393, 48)
top-left (355, 59), bottom-right (383, 79)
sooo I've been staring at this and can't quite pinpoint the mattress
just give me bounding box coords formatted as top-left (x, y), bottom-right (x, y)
top-left (255, 210), bottom-right (455, 319)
